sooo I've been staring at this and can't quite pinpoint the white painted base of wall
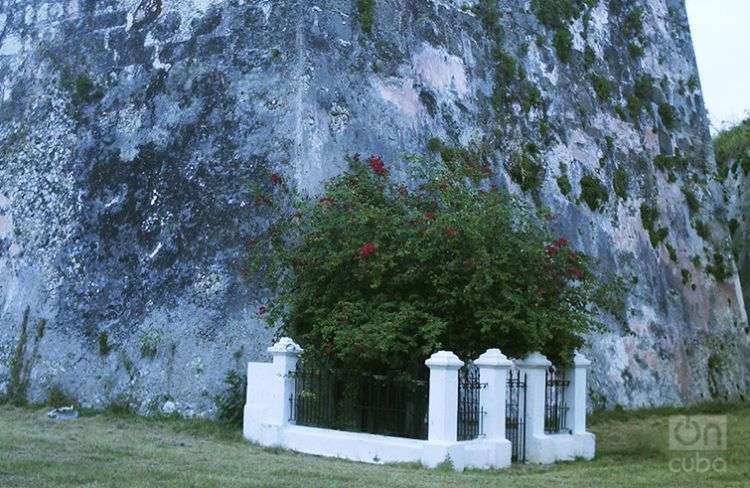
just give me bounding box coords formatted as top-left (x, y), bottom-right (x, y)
top-left (525, 432), bottom-right (596, 464)
top-left (244, 405), bottom-right (513, 471)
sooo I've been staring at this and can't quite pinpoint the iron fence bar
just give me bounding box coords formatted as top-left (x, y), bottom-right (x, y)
top-left (504, 369), bottom-right (527, 463)
top-left (286, 363), bottom-right (429, 440)
top-left (544, 365), bottom-right (571, 434)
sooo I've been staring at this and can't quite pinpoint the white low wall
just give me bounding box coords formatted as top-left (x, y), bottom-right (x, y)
top-left (526, 432), bottom-right (596, 464)
top-left (243, 338), bottom-right (595, 471)
top-left (243, 412), bottom-right (511, 471)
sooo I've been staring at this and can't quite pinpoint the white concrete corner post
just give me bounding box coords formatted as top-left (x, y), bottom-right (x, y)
top-left (517, 351), bottom-right (553, 464)
top-left (565, 352), bottom-right (590, 434)
top-left (425, 351), bottom-right (463, 442)
top-left (422, 351), bottom-right (463, 469)
top-left (243, 337), bottom-right (302, 446)
top-left (474, 349), bottom-right (514, 468)
top-left (564, 351), bottom-right (596, 459)
top-left (267, 337), bottom-right (303, 426)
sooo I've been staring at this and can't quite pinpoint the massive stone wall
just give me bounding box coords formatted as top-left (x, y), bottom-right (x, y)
top-left (1, 0), bottom-right (748, 415)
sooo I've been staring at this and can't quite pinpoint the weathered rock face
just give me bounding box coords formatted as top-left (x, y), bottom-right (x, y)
top-left (724, 122), bottom-right (750, 352)
top-left (1, 0), bottom-right (748, 415)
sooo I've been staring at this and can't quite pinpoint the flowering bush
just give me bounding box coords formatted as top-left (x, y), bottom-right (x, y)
top-left (247, 152), bottom-right (622, 372)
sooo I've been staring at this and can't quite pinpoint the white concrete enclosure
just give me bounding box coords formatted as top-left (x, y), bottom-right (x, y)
top-left (243, 338), bottom-right (595, 471)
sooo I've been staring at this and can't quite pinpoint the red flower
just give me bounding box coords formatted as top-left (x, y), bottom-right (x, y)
top-left (543, 213), bottom-right (555, 221)
top-left (545, 245), bottom-right (558, 257)
top-left (255, 195), bottom-right (269, 205)
top-left (367, 155), bottom-right (388, 176)
top-left (424, 211), bottom-right (436, 221)
top-left (463, 259), bottom-right (474, 269)
top-left (358, 242), bottom-right (378, 259)
top-left (568, 267), bottom-right (584, 279)
top-left (397, 185), bottom-right (408, 196)
top-left (319, 195), bottom-right (335, 205)
top-left (568, 251), bottom-right (579, 260)
top-left (270, 173), bottom-right (283, 185)
top-left (553, 237), bottom-right (569, 248)
top-left (445, 228), bottom-right (458, 237)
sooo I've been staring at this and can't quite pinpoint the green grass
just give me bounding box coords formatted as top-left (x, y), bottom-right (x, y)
top-left (1, 403), bottom-right (749, 487)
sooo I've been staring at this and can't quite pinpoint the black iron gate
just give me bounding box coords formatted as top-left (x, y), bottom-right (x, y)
top-left (544, 365), bottom-right (570, 434)
top-left (457, 363), bottom-right (485, 441)
top-left (505, 369), bottom-right (527, 462)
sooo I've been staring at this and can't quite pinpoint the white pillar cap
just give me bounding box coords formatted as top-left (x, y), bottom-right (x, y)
top-left (474, 348), bottom-right (513, 368)
top-left (573, 351), bottom-right (591, 367)
top-left (516, 351), bottom-right (552, 368)
top-left (267, 337), bottom-right (303, 355)
top-left (425, 350), bottom-right (464, 369)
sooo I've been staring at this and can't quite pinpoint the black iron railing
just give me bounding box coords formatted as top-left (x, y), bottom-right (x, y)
top-left (544, 365), bottom-right (570, 434)
top-left (457, 362), bottom-right (485, 441)
top-left (288, 363), bottom-right (429, 440)
top-left (506, 368), bottom-right (527, 462)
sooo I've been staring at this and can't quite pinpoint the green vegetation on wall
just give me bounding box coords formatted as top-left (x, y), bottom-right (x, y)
top-left (706, 253), bottom-right (730, 282)
top-left (619, 5), bottom-right (646, 58)
top-left (622, 7), bottom-right (644, 38)
top-left (666, 244), bottom-right (677, 263)
top-left (490, 48), bottom-right (543, 114)
top-left (591, 75), bottom-right (613, 102)
top-left (640, 204), bottom-right (669, 247)
top-left (553, 29), bottom-right (573, 63)
top-left (4, 308), bottom-right (31, 406)
top-left (682, 187), bottom-right (700, 216)
top-left (98, 331), bottom-right (113, 357)
top-left (427, 137), bottom-right (443, 153)
top-left (60, 72), bottom-right (103, 106)
top-left (658, 103), bottom-right (679, 130)
top-left (357, 0), bottom-right (376, 34)
top-left (681, 268), bottom-right (692, 286)
top-left (579, 174), bottom-right (608, 211)
top-left (507, 148), bottom-right (544, 193)
top-left (613, 166), bottom-right (629, 200)
top-left (557, 174), bottom-right (572, 196)
top-left (531, 0), bottom-right (600, 63)
top-left (728, 218), bottom-right (739, 236)
top-left (654, 150), bottom-right (688, 182)
top-left (694, 220), bottom-right (711, 241)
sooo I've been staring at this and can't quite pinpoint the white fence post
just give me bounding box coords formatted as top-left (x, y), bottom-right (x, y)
top-left (475, 349), bottom-right (512, 440)
top-left (425, 351), bottom-right (463, 442)
top-left (475, 348), bottom-right (513, 468)
top-left (267, 337), bottom-right (303, 426)
top-left (517, 351), bottom-right (552, 463)
top-left (565, 352), bottom-right (591, 435)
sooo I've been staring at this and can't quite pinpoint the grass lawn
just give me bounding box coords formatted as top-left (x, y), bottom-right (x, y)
top-left (1, 403), bottom-right (748, 487)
